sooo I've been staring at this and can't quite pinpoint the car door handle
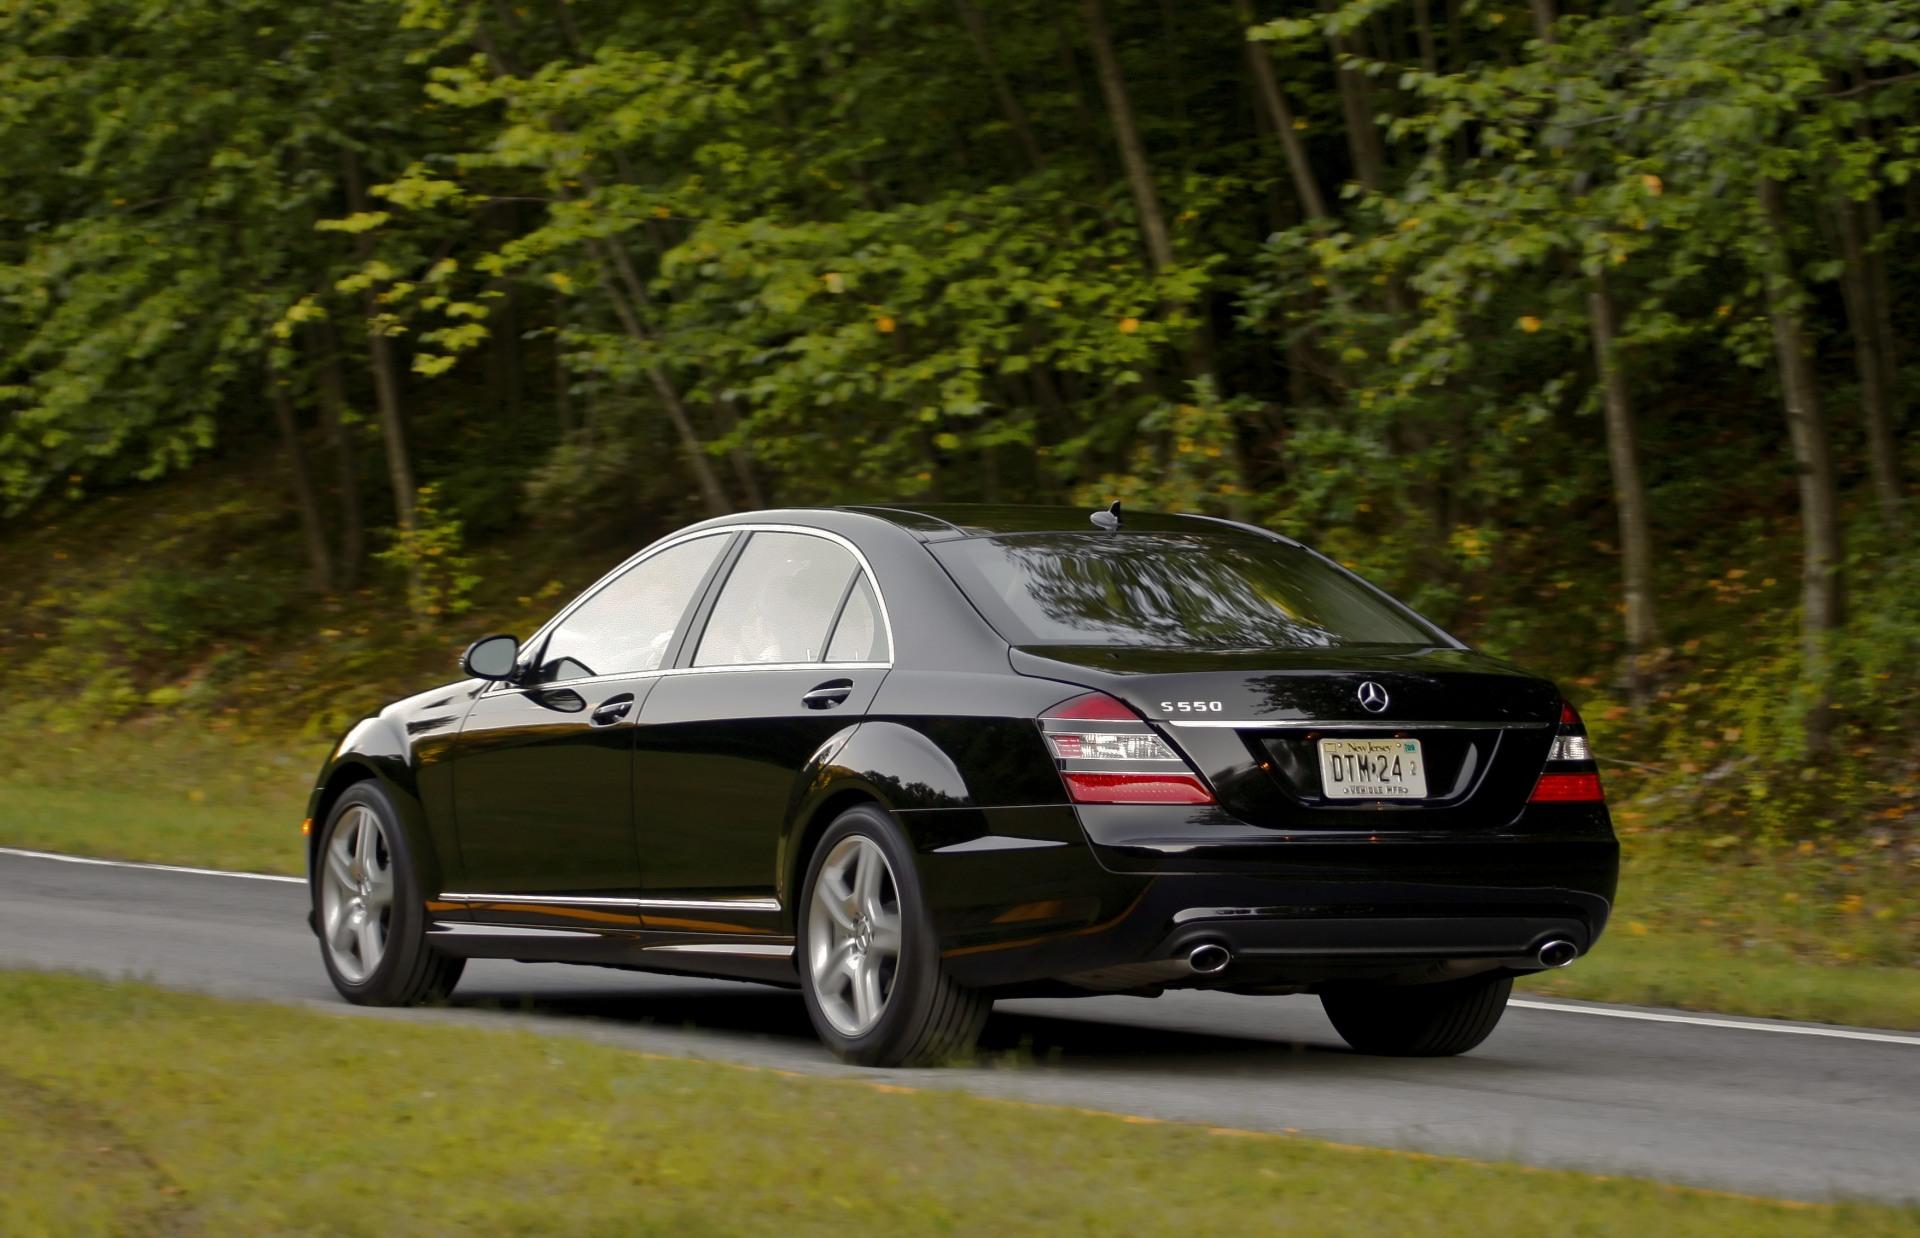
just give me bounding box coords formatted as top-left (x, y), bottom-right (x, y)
top-left (589, 694), bottom-right (635, 726)
top-left (801, 679), bottom-right (855, 710)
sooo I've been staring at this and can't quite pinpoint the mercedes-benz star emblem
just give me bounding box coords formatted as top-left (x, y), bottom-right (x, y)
top-left (1357, 681), bottom-right (1390, 713)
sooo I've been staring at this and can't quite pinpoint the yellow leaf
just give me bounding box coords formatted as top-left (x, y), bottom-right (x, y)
top-left (1642, 174), bottom-right (1663, 196)
top-left (1517, 315), bottom-right (1543, 333)
top-left (875, 315), bottom-right (896, 334)
top-left (1118, 316), bottom-right (1141, 334)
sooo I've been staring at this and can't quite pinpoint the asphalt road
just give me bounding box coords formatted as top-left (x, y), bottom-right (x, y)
top-left (3, 847), bottom-right (1916, 1205)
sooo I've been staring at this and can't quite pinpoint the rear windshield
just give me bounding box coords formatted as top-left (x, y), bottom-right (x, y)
top-left (930, 533), bottom-right (1442, 649)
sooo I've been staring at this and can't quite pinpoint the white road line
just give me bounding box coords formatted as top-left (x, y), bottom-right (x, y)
top-left (1511, 998), bottom-right (1920, 1046)
top-left (0, 846), bottom-right (304, 885)
top-left (3, 843), bottom-right (1917, 1047)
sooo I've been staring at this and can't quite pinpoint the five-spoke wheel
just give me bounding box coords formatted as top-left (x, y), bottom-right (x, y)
top-left (313, 782), bottom-right (464, 1006)
top-left (796, 804), bottom-right (989, 1066)
top-left (806, 834), bottom-right (904, 1036)
top-left (319, 804), bottom-right (394, 983)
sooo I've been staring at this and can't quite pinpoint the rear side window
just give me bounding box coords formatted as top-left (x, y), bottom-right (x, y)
top-left (534, 534), bottom-right (728, 682)
top-left (695, 532), bottom-right (859, 667)
top-left (825, 575), bottom-right (889, 663)
top-left (930, 533), bottom-right (1441, 649)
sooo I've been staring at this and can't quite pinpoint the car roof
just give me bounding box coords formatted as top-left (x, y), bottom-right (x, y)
top-left (836, 503), bottom-right (1293, 543)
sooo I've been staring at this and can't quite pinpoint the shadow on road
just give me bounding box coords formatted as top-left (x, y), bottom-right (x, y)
top-left (446, 977), bottom-right (1344, 1072)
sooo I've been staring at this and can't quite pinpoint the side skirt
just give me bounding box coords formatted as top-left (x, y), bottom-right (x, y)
top-left (426, 920), bottom-right (800, 987)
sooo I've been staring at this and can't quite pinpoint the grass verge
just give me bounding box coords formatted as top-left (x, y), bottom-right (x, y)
top-left (2, 970), bottom-right (1914, 1236)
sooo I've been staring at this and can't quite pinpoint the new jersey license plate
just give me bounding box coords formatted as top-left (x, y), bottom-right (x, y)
top-left (1318, 738), bottom-right (1428, 799)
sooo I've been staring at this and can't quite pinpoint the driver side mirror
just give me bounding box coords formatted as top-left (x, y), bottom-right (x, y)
top-left (461, 634), bottom-right (520, 681)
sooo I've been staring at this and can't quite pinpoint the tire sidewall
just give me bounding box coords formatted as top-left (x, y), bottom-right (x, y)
top-left (796, 805), bottom-right (944, 1066)
top-left (313, 781), bottom-right (434, 1004)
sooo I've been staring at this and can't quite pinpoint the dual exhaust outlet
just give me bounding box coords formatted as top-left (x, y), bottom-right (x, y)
top-left (1180, 938), bottom-right (1578, 976)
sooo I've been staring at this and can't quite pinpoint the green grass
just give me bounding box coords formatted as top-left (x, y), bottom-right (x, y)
top-left (1518, 932), bottom-right (1920, 1028)
top-left (0, 722), bottom-right (319, 875)
top-left (1, 971), bottom-right (1913, 1237)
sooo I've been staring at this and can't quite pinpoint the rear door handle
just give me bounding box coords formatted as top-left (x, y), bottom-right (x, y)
top-left (801, 679), bottom-right (854, 710)
top-left (589, 693), bottom-right (635, 726)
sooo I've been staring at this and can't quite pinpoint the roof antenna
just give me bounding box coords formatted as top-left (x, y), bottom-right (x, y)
top-left (1090, 500), bottom-right (1122, 532)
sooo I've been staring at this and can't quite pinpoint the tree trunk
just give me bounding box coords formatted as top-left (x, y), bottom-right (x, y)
top-left (269, 373), bottom-right (333, 595)
top-left (1235, 0), bottom-right (1330, 224)
top-left (1834, 198), bottom-right (1902, 529)
top-left (312, 322), bottom-right (364, 587)
top-left (1080, 0), bottom-right (1175, 273)
top-left (1320, 0), bottom-right (1386, 192)
top-left (342, 150), bottom-right (423, 611)
top-left (717, 396), bottom-right (767, 509)
top-left (364, 297), bottom-right (421, 566)
top-left (1527, 0), bottom-right (1559, 42)
top-left (553, 295), bottom-right (574, 437)
top-left (586, 237), bottom-right (731, 517)
top-left (955, 0), bottom-right (1046, 173)
top-left (1757, 177), bottom-right (1845, 753)
top-left (1587, 273), bottom-right (1658, 706)
top-left (1412, 0), bottom-right (1438, 73)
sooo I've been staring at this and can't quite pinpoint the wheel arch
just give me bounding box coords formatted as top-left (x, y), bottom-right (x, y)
top-left (305, 752), bottom-right (444, 901)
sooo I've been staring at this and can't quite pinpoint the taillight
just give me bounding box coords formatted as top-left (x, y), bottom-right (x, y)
top-left (1041, 692), bottom-right (1215, 806)
top-left (1530, 699), bottom-right (1604, 804)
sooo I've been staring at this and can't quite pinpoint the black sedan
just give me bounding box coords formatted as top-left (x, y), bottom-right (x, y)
top-left (306, 504), bottom-right (1617, 1066)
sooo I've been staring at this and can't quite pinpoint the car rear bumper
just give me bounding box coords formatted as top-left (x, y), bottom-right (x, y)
top-left (909, 804), bottom-right (1619, 991)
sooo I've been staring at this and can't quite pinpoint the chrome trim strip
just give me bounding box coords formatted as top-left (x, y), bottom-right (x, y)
top-left (931, 836), bottom-right (1070, 855)
top-left (1164, 719), bottom-right (1551, 731)
top-left (429, 922), bottom-right (604, 938)
top-left (645, 942), bottom-right (795, 959)
top-left (439, 892), bottom-right (782, 912)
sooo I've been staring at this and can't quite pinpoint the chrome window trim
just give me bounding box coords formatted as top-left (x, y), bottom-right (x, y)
top-left (439, 891), bottom-right (782, 913)
top-left (1165, 719), bottom-right (1552, 731)
top-left (496, 523), bottom-right (895, 694)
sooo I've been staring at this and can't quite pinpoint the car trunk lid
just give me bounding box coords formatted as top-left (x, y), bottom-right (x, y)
top-left (1011, 644), bottom-right (1560, 830)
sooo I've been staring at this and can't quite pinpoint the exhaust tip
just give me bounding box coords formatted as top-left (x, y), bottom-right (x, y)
top-left (1536, 939), bottom-right (1578, 969)
top-left (1187, 942), bottom-right (1232, 975)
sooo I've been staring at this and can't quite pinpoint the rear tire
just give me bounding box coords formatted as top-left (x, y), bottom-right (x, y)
top-left (1320, 973), bottom-right (1512, 1057)
top-left (797, 804), bottom-right (989, 1066)
top-left (314, 782), bottom-right (464, 1007)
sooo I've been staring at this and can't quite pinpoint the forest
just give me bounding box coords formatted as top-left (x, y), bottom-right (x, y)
top-left (1, 2), bottom-right (1917, 1016)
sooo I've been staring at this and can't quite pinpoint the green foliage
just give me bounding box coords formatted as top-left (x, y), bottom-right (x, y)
top-left (0, 0), bottom-right (1917, 905)
top-left (376, 484), bottom-right (480, 621)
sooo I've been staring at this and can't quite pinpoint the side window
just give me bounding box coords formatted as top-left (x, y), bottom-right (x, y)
top-left (694, 532), bottom-right (857, 667)
top-left (825, 575), bottom-right (889, 663)
top-left (533, 535), bottom-right (727, 683)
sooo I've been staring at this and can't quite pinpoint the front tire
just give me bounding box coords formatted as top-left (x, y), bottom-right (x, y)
top-left (798, 805), bottom-right (989, 1066)
top-left (314, 782), bottom-right (464, 1006)
top-left (1320, 973), bottom-right (1513, 1057)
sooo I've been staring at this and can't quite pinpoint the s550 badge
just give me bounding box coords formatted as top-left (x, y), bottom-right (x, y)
top-left (1160, 700), bottom-right (1225, 713)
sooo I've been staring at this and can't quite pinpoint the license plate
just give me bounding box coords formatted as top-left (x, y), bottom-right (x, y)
top-left (1318, 738), bottom-right (1427, 799)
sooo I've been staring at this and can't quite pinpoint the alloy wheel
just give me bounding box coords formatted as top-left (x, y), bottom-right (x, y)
top-left (806, 834), bottom-right (903, 1037)
top-left (320, 805), bottom-right (394, 984)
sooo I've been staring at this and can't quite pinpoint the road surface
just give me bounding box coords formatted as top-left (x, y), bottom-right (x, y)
top-left (2, 847), bottom-right (1915, 1204)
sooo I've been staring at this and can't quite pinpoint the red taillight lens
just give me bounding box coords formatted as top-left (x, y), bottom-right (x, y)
top-left (1061, 772), bottom-right (1215, 804)
top-left (1531, 772), bottom-right (1604, 803)
top-left (1041, 692), bottom-right (1216, 806)
top-left (1531, 697), bottom-right (1604, 804)
top-left (1044, 692), bottom-right (1141, 723)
